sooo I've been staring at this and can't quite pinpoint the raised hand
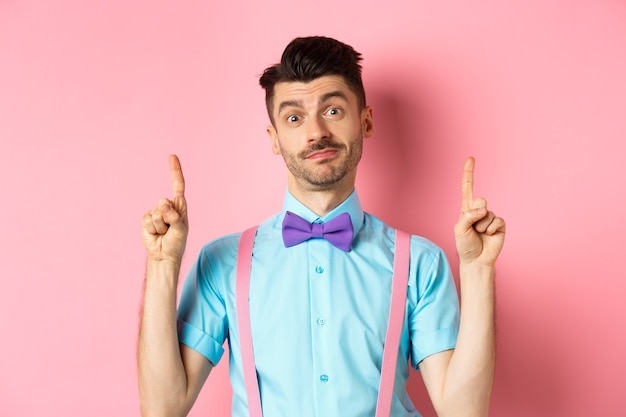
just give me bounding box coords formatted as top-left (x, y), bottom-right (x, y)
top-left (454, 157), bottom-right (506, 267)
top-left (142, 155), bottom-right (189, 263)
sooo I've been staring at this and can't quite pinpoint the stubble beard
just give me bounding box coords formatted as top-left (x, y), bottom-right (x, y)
top-left (281, 133), bottom-right (364, 189)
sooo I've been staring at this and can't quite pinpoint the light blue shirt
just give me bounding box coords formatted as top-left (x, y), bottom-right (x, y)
top-left (177, 190), bottom-right (460, 417)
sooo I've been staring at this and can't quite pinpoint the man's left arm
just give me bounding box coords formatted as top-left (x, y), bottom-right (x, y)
top-left (419, 157), bottom-right (506, 417)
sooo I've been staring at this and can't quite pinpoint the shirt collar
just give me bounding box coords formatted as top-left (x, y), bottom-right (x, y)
top-left (281, 189), bottom-right (365, 237)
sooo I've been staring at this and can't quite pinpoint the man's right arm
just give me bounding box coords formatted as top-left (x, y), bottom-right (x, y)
top-left (137, 155), bottom-right (212, 417)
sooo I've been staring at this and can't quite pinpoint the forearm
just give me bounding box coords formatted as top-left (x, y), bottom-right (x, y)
top-left (441, 262), bottom-right (496, 417)
top-left (137, 260), bottom-right (189, 417)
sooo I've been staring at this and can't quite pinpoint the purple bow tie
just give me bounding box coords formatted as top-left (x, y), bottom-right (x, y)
top-left (282, 211), bottom-right (354, 252)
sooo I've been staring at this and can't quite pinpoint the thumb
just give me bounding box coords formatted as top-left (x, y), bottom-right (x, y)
top-left (456, 207), bottom-right (487, 234)
top-left (160, 203), bottom-right (183, 229)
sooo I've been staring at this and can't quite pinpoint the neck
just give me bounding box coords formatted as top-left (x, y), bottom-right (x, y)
top-left (287, 177), bottom-right (355, 217)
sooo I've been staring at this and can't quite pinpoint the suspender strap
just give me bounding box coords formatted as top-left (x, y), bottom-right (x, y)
top-left (375, 229), bottom-right (411, 417)
top-left (236, 227), bottom-right (411, 417)
top-left (236, 226), bottom-right (263, 417)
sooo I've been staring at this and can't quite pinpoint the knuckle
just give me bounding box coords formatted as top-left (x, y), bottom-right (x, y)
top-left (151, 211), bottom-right (164, 224)
top-left (157, 198), bottom-right (172, 208)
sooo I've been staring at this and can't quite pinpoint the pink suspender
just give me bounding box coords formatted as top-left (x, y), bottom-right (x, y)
top-left (375, 229), bottom-right (410, 417)
top-left (236, 227), bottom-right (263, 417)
top-left (236, 227), bottom-right (411, 417)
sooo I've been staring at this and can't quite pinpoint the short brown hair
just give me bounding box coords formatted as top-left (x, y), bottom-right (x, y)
top-left (259, 36), bottom-right (366, 124)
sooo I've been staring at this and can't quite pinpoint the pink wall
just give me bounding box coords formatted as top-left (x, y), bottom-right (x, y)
top-left (1, 1), bottom-right (624, 416)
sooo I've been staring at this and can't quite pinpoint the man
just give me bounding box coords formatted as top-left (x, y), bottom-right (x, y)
top-left (138, 36), bottom-right (506, 417)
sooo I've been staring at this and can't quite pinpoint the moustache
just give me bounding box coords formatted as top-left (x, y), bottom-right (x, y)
top-left (299, 140), bottom-right (344, 158)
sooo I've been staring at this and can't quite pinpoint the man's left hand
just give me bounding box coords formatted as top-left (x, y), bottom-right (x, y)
top-left (454, 157), bottom-right (506, 267)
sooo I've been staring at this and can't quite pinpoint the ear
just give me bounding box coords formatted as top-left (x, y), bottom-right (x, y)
top-left (266, 125), bottom-right (281, 155)
top-left (361, 106), bottom-right (375, 138)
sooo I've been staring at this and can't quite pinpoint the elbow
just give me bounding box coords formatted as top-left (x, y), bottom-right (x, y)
top-left (140, 403), bottom-right (188, 417)
top-left (434, 399), bottom-right (491, 417)
top-left (139, 394), bottom-right (191, 417)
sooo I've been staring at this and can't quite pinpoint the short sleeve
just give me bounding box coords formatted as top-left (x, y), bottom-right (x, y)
top-left (407, 237), bottom-right (460, 368)
top-left (177, 236), bottom-right (238, 366)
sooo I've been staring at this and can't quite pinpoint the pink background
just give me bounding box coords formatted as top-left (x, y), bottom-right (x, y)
top-left (1, 1), bottom-right (624, 416)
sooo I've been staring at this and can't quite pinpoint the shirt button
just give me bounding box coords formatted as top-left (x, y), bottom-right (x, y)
top-left (315, 266), bottom-right (324, 274)
top-left (317, 317), bottom-right (326, 326)
top-left (320, 374), bottom-right (329, 383)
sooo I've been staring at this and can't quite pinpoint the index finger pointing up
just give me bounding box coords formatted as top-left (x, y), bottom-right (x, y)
top-left (461, 156), bottom-right (475, 208)
top-left (169, 154), bottom-right (185, 198)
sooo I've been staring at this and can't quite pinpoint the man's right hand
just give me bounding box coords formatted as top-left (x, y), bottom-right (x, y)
top-left (142, 155), bottom-right (189, 263)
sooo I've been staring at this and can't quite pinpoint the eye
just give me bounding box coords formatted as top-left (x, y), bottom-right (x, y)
top-left (287, 114), bottom-right (301, 123)
top-left (326, 107), bottom-right (343, 119)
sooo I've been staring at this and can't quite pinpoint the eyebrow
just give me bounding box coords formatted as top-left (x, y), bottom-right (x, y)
top-left (277, 90), bottom-right (349, 115)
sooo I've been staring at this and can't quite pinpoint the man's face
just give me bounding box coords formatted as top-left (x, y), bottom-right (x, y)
top-left (266, 75), bottom-right (374, 192)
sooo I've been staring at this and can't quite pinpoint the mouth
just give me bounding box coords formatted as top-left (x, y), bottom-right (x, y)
top-left (305, 148), bottom-right (340, 160)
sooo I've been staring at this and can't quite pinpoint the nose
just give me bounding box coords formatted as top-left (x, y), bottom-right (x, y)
top-left (306, 115), bottom-right (330, 143)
